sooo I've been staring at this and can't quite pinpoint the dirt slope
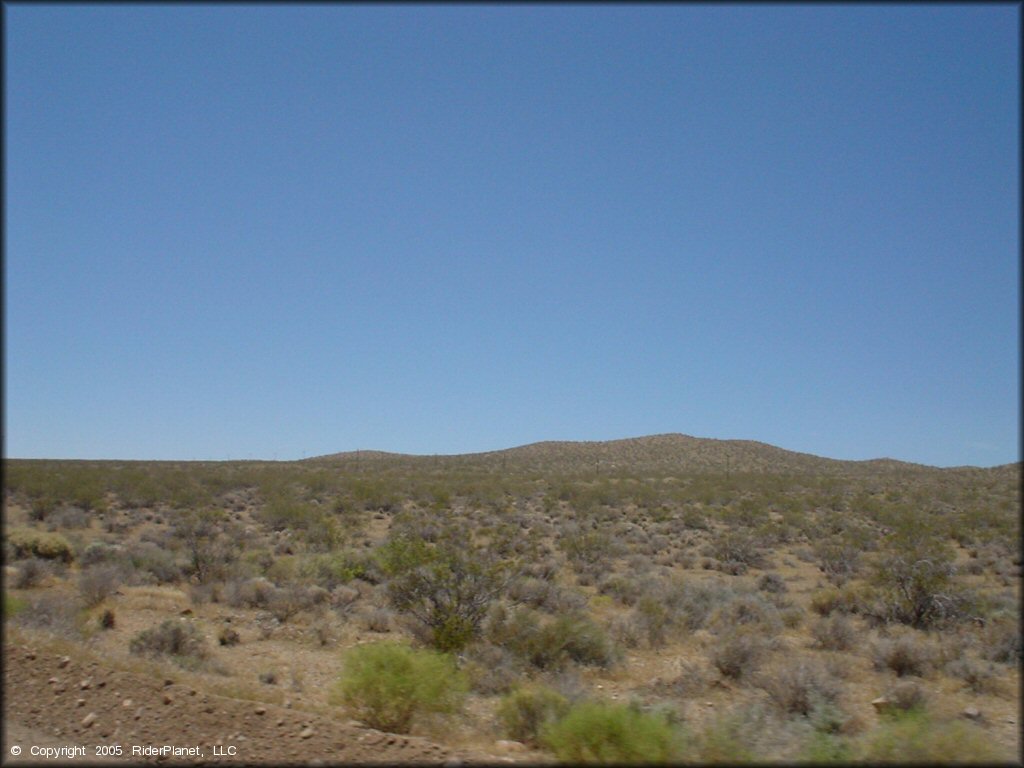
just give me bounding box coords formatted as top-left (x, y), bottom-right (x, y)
top-left (3, 642), bottom-right (500, 765)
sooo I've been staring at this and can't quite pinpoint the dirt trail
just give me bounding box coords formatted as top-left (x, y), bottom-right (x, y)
top-left (3, 642), bottom-right (500, 765)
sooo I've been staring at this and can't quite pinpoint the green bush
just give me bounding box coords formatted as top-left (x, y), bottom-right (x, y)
top-left (3, 593), bottom-right (28, 618)
top-left (540, 701), bottom-right (684, 763)
top-left (6, 528), bottom-right (74, 563)
top-left (857, 709), bottom-right (1006, 761)
top-left (330, 642), bottom-right (466, 733)
top-left (497, 684), bottom-right (570, 746)
top-left (376, 528), bottom-right (516, 652)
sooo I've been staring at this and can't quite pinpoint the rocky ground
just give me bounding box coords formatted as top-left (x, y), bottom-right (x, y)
top-left (3, 641), bottom-right (510, 765)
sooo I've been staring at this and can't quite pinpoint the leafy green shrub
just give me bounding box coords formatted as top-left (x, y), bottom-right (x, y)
top-left (857, 709), bottom-right (1005, 761)
top-left (6, 528), bottom-right (74, 563)
top-left (330, 642), bottom-right (466, 733)
top-left (377, 528), bottom-right (517, 651)
top-left (129, 620), bottom-right (207, 665)
top-left (541, 701), bottom-right (684, 763)
top-left (497, 684), bottom-right (571, 746)
top-left (3, 593), bottom-right (28, 618)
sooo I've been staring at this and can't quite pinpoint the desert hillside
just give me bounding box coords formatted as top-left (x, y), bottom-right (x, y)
top-left (3, 435), bottom-right (1020, 764)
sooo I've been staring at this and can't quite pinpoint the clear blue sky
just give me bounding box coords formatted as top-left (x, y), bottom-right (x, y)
top-left (5, 4), bottom-right (1019, 467)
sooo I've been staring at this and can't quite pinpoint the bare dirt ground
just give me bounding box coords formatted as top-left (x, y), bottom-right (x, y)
top-left (2, 641), bottom-right (504, 766)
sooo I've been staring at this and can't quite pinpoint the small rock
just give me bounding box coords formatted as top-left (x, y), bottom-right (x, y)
top-left (180, 608), bottom-right (193, 615)
top-left (122, 699), bottom-right (133, 708)
top-left (82, 712), bottom-right (97, 728)
top-left (962, 706), bottom-right (982, 721)
top-left (163, 679), bottom-right (174, 687)
top-left (58, 656), bottom-right (71, 668)
top-left (871, 696), bottom-right (892, 714)
top-left (162, 694), bottom-right (173, 705)
top-left (48, 677), bottom-right (59, 685)
top-left (25, 651), bottom-right (36, 661)
top-left (80, 679), bottom-right (92, 690)
top-left (300, 727), bottom-right (315, 739)
top-left (189, 689), bottom-right (198, 696)
top-left (254, 706), bottom-right (266, 715)
top-left (1006, 717), bottom-right (1015, 725)
top-left (76, 699), bottom-right (86, 708)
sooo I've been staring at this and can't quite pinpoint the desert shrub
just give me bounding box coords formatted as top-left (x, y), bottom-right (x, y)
top-left (979, 615), bottom-right (1021, 664)
top-left (692, 710), bottom-right (758, 762)
top-left (668, 580), bottom-right (735, 631)
top-left (880, 680), bottom-right (927, 714)
top-left (130, 620), bottom-right (207, 663)
top-left (809, 583), bottom-right (871, 617)
top-left (223, 577), bottom-right (274, 609)
top-left (78, 564), bottom-right (124, 607)
top-left (267, 582), bottom-right (316, 623)
top-left (376, 526), bottom-right (518, 652)
top-left (712, 629), bottom-right (767, 680)
top-left (944, 657), bottom-right (1001, 695)
top-left (360, 607), bottom-right (393, 633)
top-left (125, 542), bottom-right (183, 584)
top-left (558, 527), bottom-right (622, 569)
top-left (6, 528), bottom-right (74, 563)
top-left (709, 592), bottom-right (782, 636)
top-left (12, 592), bottom-right (83, 636)
top-left (540, 700), bottom-right (685, 763)
top-left (217, 626), bottom-right (241, 646)
top-left (463, 642), bottom-right (521, 695)
top-left (13, 558), bottom-right (51, 589)
top-left (174, 508), bottom-right (239, 584)
top-left (856, 709), bottom-right (1005, 762)
top-left (632, 596), bottom-right (672, 648)
top-left (497, 684), bottom-right (571, 746)
top-left (492, 608), bottom-right (618, 670)
top-left (811, 614), bottom-right (856, 651)
top-left (870, 521), bottom-right (967, 629)
top-left (759, 657), bottom-right (843, 717)
top-left (757, 572), bottom-right (788, 594)
top-left (330, 642), bottom-right (466, 733)
top-left (301, 550), bottom-right (369, 589)
top-left (814, 540), bottom-right (861, 586)
top-left (79, 541), bottom-right (122, 568)
top-left (99, 609), bottom-right (116, 630)
top-left (706, 530), bottom-right (765, 573)
top-left (871, 629), bottom-right (935, 677)
top-left (46, 505), bottom-right (90, 531)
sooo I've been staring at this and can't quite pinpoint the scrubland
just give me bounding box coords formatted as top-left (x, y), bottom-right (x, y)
top-left (3, 435), bottom-right (1020, 763)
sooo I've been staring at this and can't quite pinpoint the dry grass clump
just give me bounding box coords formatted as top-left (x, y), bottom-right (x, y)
top-left (944, 656), bottom-right (1003, 695)
top-left (708, 592), bottom-right (783, 636)
top-left (979, 615), bottom-right (1021, 664)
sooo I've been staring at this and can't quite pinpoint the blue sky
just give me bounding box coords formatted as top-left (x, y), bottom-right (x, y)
top-left (5, 4), bottom-right (1019, 466)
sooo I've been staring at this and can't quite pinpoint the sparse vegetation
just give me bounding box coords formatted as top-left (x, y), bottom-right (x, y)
top-left (2, 440), bottom-right (1018, 763)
